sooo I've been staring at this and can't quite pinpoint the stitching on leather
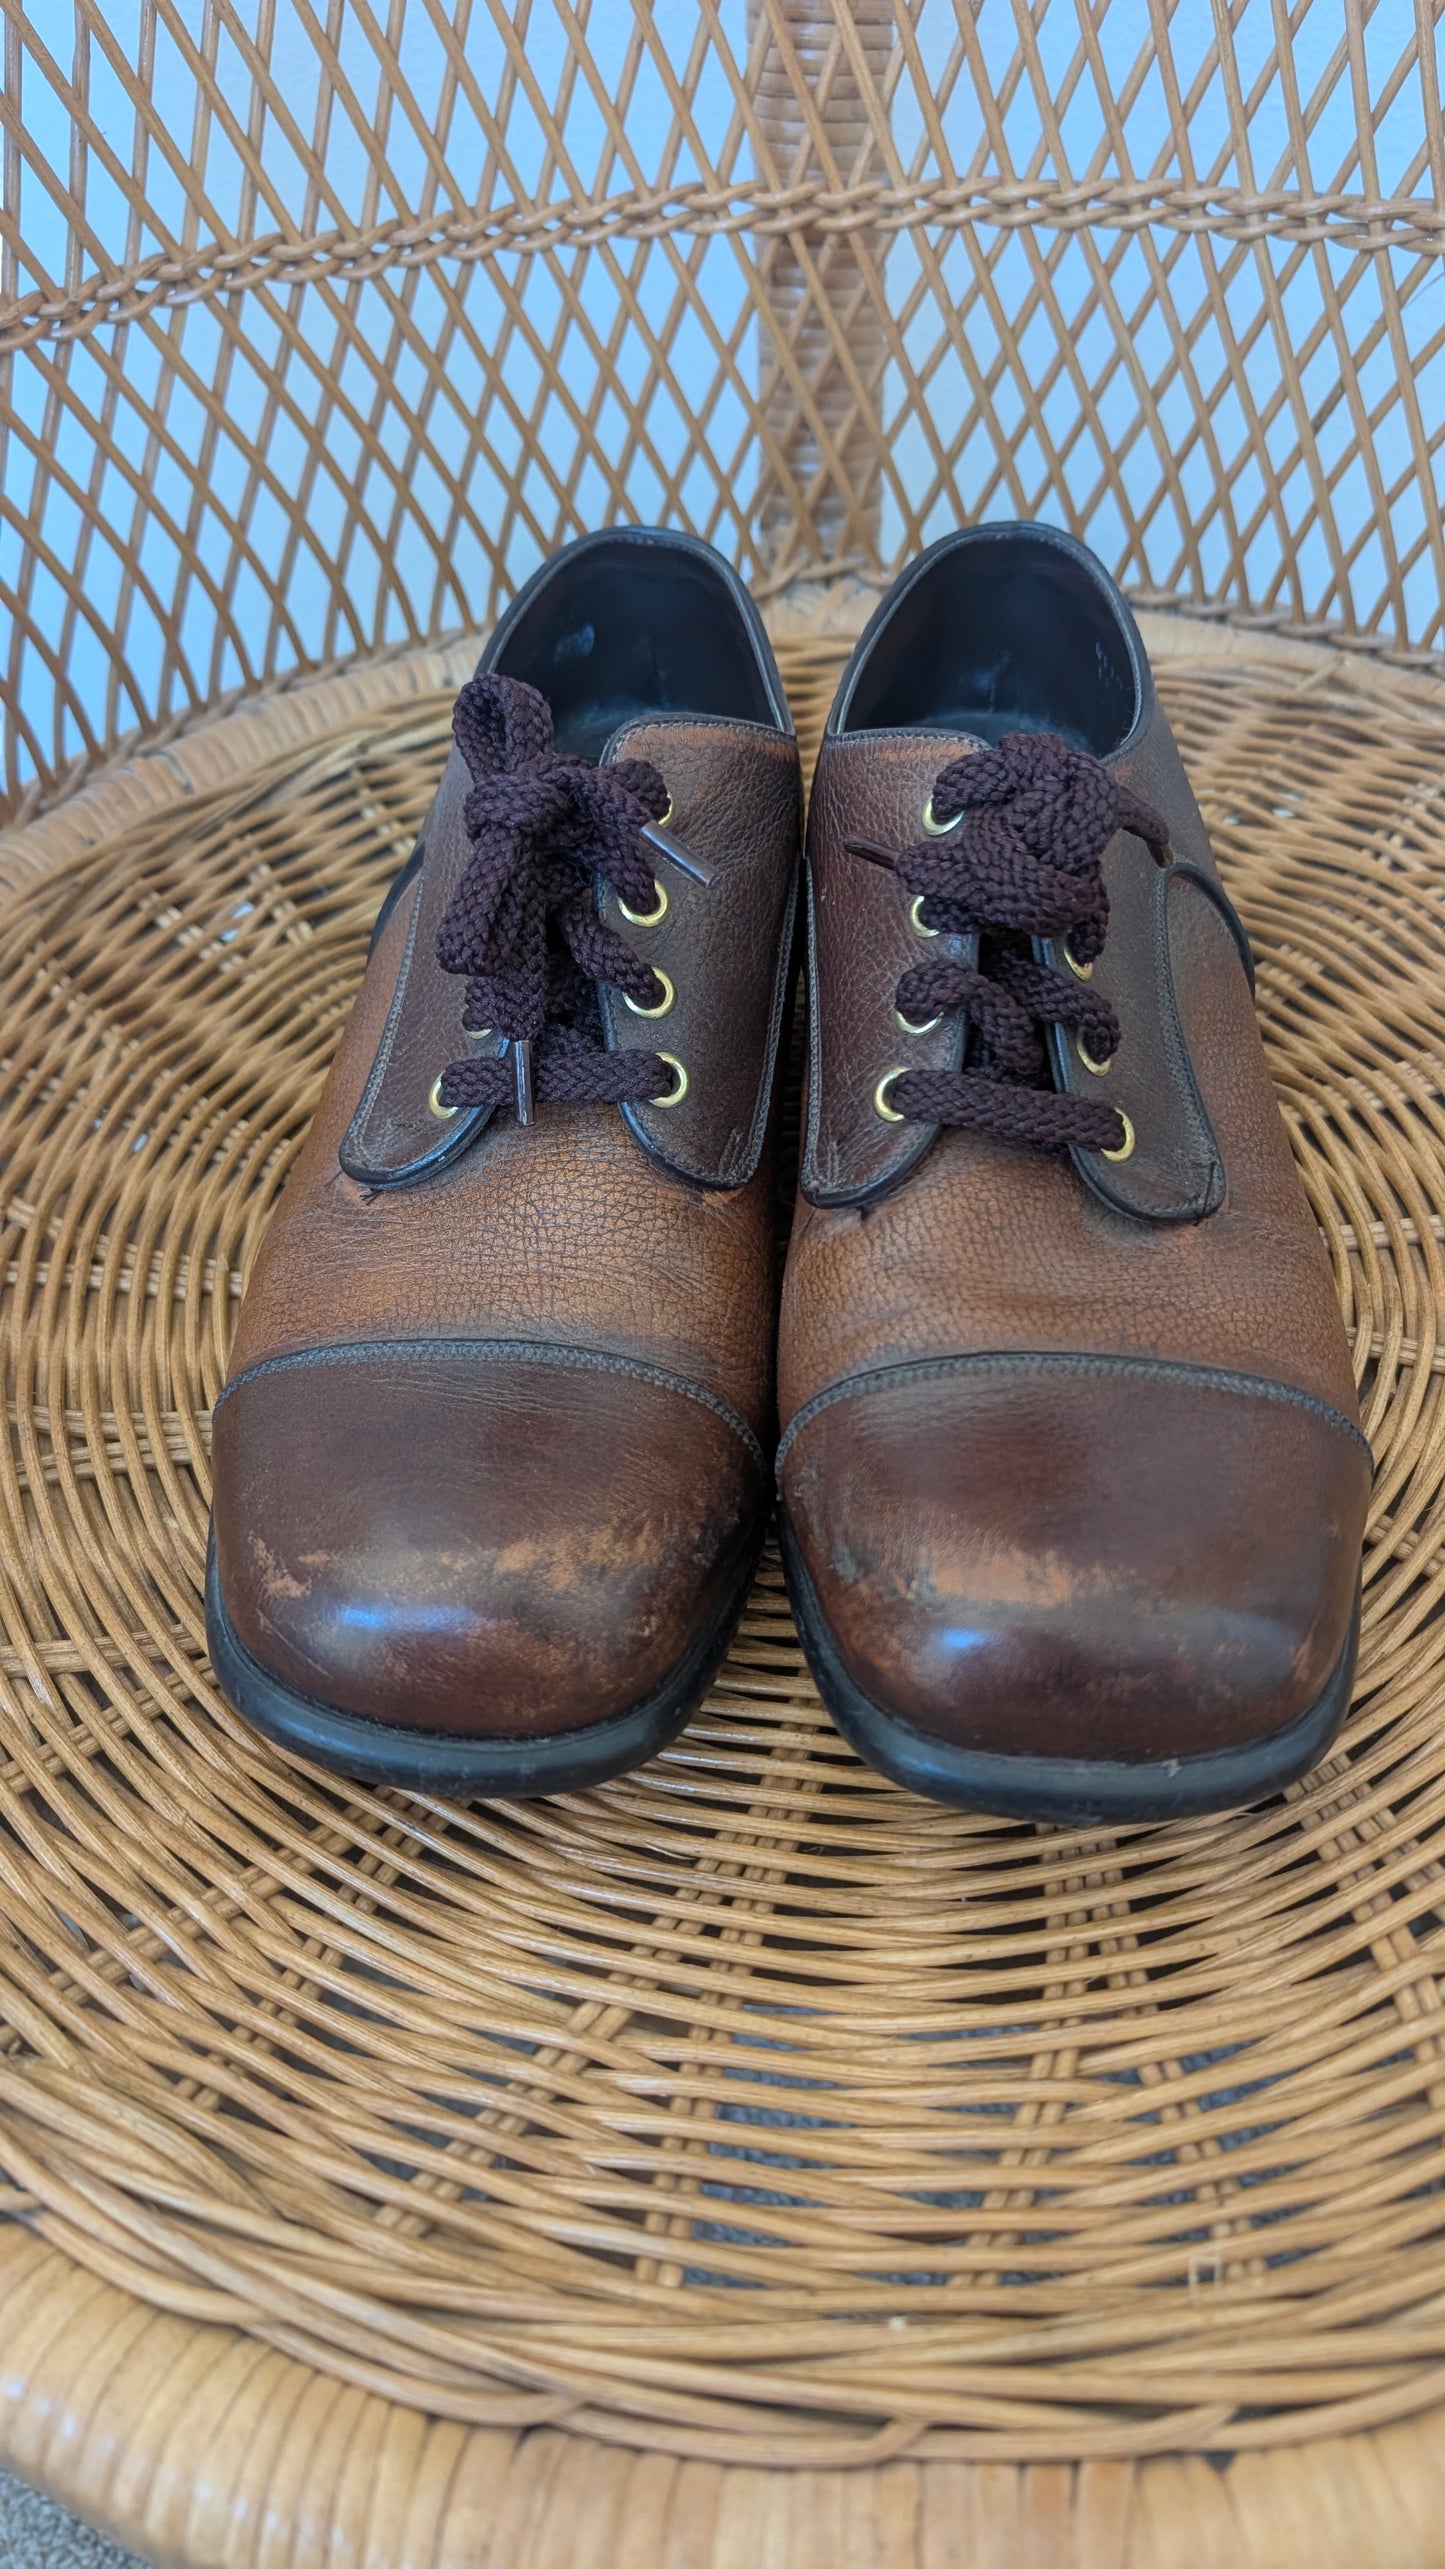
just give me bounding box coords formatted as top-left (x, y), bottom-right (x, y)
top-left (615, 829), bottom-right (800, 1191)
top-left (1170, 855), bottom-right (1256, 989)
top-left (1067, 854), bottom-right (1222, 1226)
top-left (801, 747), bottom-right (944, 1200)
top-left (776, 1349), bottom-right (1373, 1475)
top-left (218, 1337), bottom-right (767, 1473)
top-left (343, 829), bottom-right (429, 1155)
top-left (340, 772), bottom-right (492, 1185)
top-left (801, 730), bottom-right (1162, 1204)
top-left (799, 820), bottom-right (954, 1210)
top-left (609, 712), bottom-right (798, 750)
top-left (1154, 861), bottom-right (1223, 1199)
top-left (746, 843), bottom-right (804, 1173)
top-left (801, 860), bottom-right (827, 1190)
top-left (822, 724), bottom-right (987, 754)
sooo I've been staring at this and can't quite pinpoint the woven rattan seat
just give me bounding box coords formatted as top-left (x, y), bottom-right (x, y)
top-left (4, 616), bottom-right (1445, 2565)
top-left (6, 2), bottom-right (1445, 2557)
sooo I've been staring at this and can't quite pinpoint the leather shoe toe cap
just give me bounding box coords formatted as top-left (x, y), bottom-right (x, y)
top-left (780, 1356), bottom-right (1369, 1764)
top-left (212, 1344), bottom-right (763, 1738)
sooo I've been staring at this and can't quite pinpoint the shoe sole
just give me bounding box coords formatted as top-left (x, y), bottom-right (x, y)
top-left (780, 1515), bottom-right (1361, 1825)
top-left (205, 1527), bottom-right (761, 1799)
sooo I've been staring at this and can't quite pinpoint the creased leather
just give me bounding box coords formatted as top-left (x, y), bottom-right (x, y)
top-left (214, 1350), bottom-right (760, 1737)
top-left (343, 716), bottom-right (799, 1191)
top-left (340, 746), bottom-right (505, 1183)
top-left (800, 731), bottom-right (981, 1204)
top-left (801, 687), bottom-right (1247, 1221)
top-left (1043, 841), bottom-right (1223, 1222)
top-left (599, 716), bottom-right (801, 1186)
top-left (781, 845), bottom-right (1364, 1422)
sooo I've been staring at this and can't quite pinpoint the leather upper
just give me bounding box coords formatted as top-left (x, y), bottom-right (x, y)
top-left (597, 718), bottom-right (801, 1185)
top-left (784, 729), bottom-right (1363, 1424)
top-left (213, 528), bottom-right (802, 1743)
top-left (801, 729), bottom-right (981, 1203)
top-left (214, 1348), bottom-right (761, 1735)
top-left (800, 624), bottom-right (1249, 1225)
top-left (343, 713), bottom-right (800, 1194)
top-left (779, 522), bottom-right (1370, 1766)
top-left (782, 1355), bottom-right (1368, 1761)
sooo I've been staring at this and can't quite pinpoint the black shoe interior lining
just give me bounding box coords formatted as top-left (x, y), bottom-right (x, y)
top-left (489, 533), bottom-right (782, 756)
top-left (839, 529), bottom-right (1141, 756)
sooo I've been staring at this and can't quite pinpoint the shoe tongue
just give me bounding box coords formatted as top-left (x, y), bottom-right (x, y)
top-left (603, 710), bottom-right (775, 770)
top-left (847, 724), bottom-right (990, 769)
top-left (879, 721), bottom-right (989, 749)
top-left (908, 730), bottom-right (989, 807)
top-left (604, 713), bottom-right (785, 887)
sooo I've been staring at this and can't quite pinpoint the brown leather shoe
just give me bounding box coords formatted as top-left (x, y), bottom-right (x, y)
top-left (208, 529), bottom-right (801, 1794)
top-left (778, 524), bottom-right (1369, 1822)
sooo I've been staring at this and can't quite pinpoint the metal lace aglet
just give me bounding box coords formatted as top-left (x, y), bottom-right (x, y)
top-left (640, 819), bottom-right (714, 887)
top-left (509, 1037), bottom-right (534, 1125)
top-left (842, 834), bottom-right (901, 869)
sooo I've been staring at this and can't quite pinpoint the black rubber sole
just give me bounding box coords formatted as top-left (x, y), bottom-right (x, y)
top-left (780, 1515), bottom-right (1361, 1825)
top-left (205, 1529), bottom-right (761, 1799)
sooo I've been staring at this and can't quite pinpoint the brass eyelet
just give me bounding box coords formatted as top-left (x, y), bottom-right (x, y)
top-left (896, 1007), bottom-right (941, 1036)
top-left (1101, 1110), bottom-right (1136, 1163)
top-left (625, 968), bottom-right (675, 1020)
top-left (651, 1052), bottom-right (688, 1107)
top-left (874, 1068), bottom-right (907, 1123)
top-left (907, 894), bottom-right (939, 938)
top-left (427, 1075), bottom-right (458, 1121)
top-left (1063, 941), bottom-right (1093, 982)
top-left (619, 881), bottom-right (668, 928)
top-left (1075, 1030), bottom-right (1110, 1077)
top-left (921, 792), bottom-right (957, 838)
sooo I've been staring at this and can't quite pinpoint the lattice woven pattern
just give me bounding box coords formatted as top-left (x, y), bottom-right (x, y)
top-left (1, 623), bottom-right (1445, 2464)
top-left (3, 2), bottom-right (1444, 823)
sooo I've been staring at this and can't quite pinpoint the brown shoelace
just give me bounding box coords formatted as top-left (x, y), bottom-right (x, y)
top-left (433, 672), bottom-right (679, 1122)
top-left (848, 729), bottom-right (1170, 1152)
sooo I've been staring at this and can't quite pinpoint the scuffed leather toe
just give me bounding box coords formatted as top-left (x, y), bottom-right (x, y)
top-left (780, 1355), bottom-right (1370, 1764)
top-left (212, 1344), bottom-right (763, 1738)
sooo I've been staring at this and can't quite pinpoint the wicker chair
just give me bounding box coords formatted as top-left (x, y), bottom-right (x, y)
top-left (3, 7), bottom-right (1445, 2562)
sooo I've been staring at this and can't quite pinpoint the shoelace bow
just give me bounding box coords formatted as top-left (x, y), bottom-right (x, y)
top-left (433, 672), bottom-right (679, 1122)
top-left (848, 729), bottom-right (1170, 1152)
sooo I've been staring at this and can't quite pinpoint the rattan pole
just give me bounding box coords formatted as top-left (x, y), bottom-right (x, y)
top-left (748, 0), bottom-right (896, 588)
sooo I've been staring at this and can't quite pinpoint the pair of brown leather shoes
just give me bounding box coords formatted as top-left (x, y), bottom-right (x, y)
top-left (209, 523), bottom-right (1369, 1821)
